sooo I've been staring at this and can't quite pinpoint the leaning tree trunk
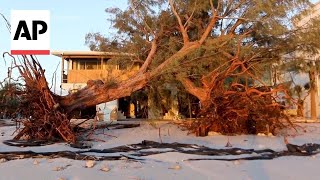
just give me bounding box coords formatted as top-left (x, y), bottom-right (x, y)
top-left (56, 73), bottom-right (149, 114)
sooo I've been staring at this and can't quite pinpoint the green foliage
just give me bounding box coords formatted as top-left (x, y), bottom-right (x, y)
top-left (85, 0), bottom-right (319, 105)
top-left (104, 78), bottom-right (119, 89)
top-left (147, 78), bottom-right (174, 111)
top-left (0, 82), bottom-right (22, 118)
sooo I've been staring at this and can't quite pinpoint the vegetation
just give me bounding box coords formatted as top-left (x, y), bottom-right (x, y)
top-left (86, 0), bottom-right (320, 135)
top-left (0, 82), bottom-right (21, 118)
top-left (1, 0), bottom-right (320, 142)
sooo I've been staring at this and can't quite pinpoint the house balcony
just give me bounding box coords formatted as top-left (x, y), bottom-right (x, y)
top-left (65, 69), bottom-right (139, 84)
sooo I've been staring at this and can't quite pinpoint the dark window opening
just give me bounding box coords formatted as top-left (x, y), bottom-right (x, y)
top-left (72, 106), bottom-right (96, 119)
top-left (73, 58), bottom-right (102, 70)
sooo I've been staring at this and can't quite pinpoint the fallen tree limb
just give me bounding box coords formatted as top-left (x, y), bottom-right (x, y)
top-left (1, 140), bottom-right (319, 162)
top-left (3, 139), bottom-right (55, 147)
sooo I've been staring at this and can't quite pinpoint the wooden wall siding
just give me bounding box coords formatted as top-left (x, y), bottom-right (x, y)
top-left (67, 68), bottom-right (139, 83)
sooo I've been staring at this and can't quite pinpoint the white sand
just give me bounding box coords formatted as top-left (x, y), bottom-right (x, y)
top-left (1, 121), bottom-right (320, 180)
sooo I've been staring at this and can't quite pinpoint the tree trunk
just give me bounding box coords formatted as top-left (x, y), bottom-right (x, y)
top-left (297, 99), bottom-right (304, 117)
top-left (57, 73), bottom-right (149, 114)
top-left (309, 64), bottom-right (317, 120)
top-left (177, 76), bottom-right (211, 111)
top-left (310, 88), bottom-right (317, 119)
top-left (188, 94), bottom-right (192, 118)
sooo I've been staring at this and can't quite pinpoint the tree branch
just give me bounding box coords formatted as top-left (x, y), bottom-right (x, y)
top-left (169, 0), bottom-right (189, 44)
top-left (138, 37), bottom-right (157, 74)
top-left (199, 11), bottom-right (219, 44)
top-left (228, 18), bottom-right (244, 35)
top-left (177, 75), bottom-right (208, 102)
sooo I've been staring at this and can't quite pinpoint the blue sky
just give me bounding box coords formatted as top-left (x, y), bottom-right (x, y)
top-left (0, 0), bottom-right (319, 92)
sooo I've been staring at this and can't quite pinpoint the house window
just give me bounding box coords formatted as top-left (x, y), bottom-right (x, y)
top-left (86, 61), bottom-right (97, 69)
top-left (76, 59), bottom-right (101, 70)
top-left (79, 61), bottom-right (86, 70)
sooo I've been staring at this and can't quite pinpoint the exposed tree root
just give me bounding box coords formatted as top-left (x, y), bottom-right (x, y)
top-left (2, 44), bottom-right (156, 143)
top-left (12, 55), bottom-right (76, 143)
top-left (195, 85), bottom-right (291, 136)
top-left (179, 56), bottom-right (294, 136)
top-left (6, 52), bottom-right (144, 144)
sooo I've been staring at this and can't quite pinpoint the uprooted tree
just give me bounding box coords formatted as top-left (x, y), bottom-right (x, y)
top-left (87, 0), bottom-right (320, 135)
top-left (2, 0), bottom-right (320, 143)
top-left (162, 1), bottom-right (320, 135)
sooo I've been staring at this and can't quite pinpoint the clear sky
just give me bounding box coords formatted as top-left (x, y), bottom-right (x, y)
top-left (0, 0), bottom-right (127, 92)
top-left (0, 0), bottom-right (319, 92)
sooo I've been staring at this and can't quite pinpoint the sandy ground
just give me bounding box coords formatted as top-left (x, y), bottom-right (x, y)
top-left (0, 119), bottom-right (320, 180)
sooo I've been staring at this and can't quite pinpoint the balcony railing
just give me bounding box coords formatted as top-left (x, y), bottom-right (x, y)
top-left (65, 69), bottom-right (139, 83)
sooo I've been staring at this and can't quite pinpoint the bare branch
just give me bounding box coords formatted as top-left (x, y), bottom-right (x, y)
top-left (183, 3), bottom-right (196, 28)
top-left (223, 0), bottom-right (246, 17)
top-left (199, 11), bottom-right (219, 44)
top-left (169, 0), bottom-right (189, 44)
top-left (138, 37), bottom-right (158, 74)
top-left (228, 19), bottom-right (244, 35)
top-left (209, 0), bottom-right (216, 14)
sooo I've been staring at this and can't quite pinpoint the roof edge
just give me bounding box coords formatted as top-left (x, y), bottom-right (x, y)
top-left (51, 50), bottom-right (136, 57)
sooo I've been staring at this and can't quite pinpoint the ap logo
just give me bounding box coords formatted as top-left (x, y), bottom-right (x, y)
top-left (11, 10), bottom-right (50, 55)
